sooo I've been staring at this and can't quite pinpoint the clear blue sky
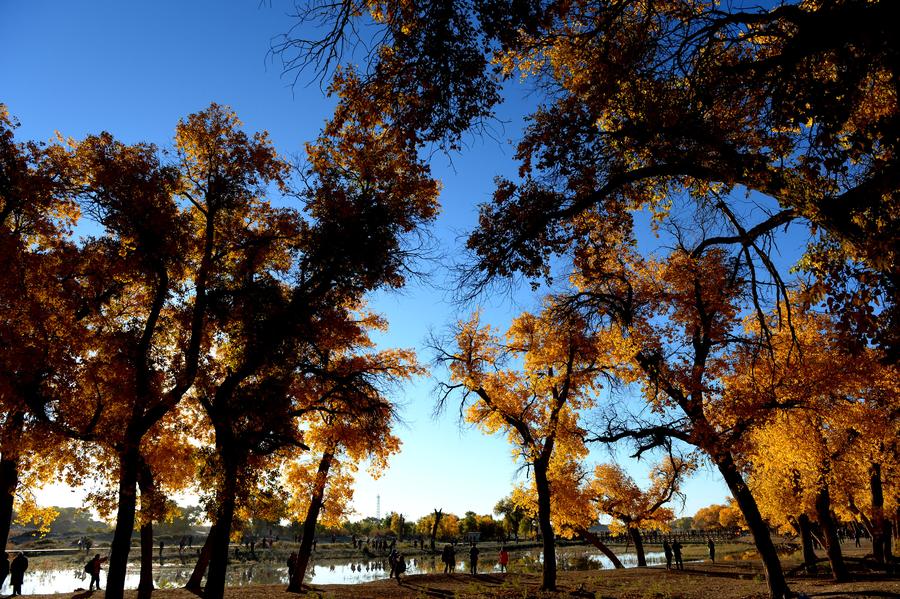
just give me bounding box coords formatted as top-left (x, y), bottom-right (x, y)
top-left (0, 0), bottom-right (754, 523)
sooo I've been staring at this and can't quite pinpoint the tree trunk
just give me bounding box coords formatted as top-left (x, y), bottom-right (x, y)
top-left (137, 522), bottom-right (154, 598)
top-left (185, 526), bottom-right (216, 593)
top-left (106, 445), bottom-right (141, 599)
top-left (716, 453), bottom-right (789, 599)
top-left (814, 484), bottom-right (848, 582)
top-left (204, 462), bottom-right (239, 599)
top-left (575, 527), bottom-right (624, 568)
top-left (0, 456), bottom-right (18, 552)
top-left (136, 459), bottom-right (157, 594)
top-left (629, 527), bottom-right (647, 567)
top-left (534, 461), bottom-right (556, 591)
top-left (870, 463), bottom-right (886, 564)
top-left (288, 450), bottom-right (333, 592)
top-left (0, 411), bottom-right (24, 550)
top-left (430, 509), bottom-right (443, 553)
top-left (894, 506), bottom-right (900, 540)
top-left (796, 514), bottom-right (817, 573)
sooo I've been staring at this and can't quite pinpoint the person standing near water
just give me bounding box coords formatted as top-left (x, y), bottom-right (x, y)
top-left (9, 552), bottom-right (27, 596)
top-left (498, 546), bottom-right (509, 573)
top-left (441, 544), bottom-right (455, 574)
top-left (87, 554), bottom-right (107, 591)
top-left (707, 538), bottom-right (716, 562)
top-left (672, 540), bottom-right (684, 570)
top-left (469, 543), bottom-right (480, 575)
top-left (663, 540), bottom-right (673, 570)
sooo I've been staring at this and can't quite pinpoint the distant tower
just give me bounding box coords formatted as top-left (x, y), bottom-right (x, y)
top-left (376, 494), bottom-right (381, 519)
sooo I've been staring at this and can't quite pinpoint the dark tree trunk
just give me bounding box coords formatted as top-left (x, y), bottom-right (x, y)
top-left (137, 522), bottom-right (154, 598)
top-left (814, 484), bottom-right (848, 582)
top-left (106, 445), bottom-right (141, 599)
top-left (430, 509), bottom-right (443, 553)
top-left (870, 463), bottom-right (886, 564)
top-left (884, 520), bottom-right (893, 562)
top-left (0, 457), bottom-right (18, 552)
top-left (0, 412), bottom-right (24, 550)
top-left (185, 526), bottom-right (216, 593)
top-left (894, 506), bottom-right (900, 540)
top-left (716, 453), bottom-right (789, 599)
top-left (136, 459), bottom-right (156, 594)
top-left (288, 450), bottom-right (333, 592)
top-left (576, 527), bottom-right (624, 568)
top-left (204, 462), bottom-right (239, 599)
top-left (796, 514), bottom-right (817, 573)
top-left (629, 527), bottom-right (647, 567)
top-left (534, 461), bottom-right (556, 591)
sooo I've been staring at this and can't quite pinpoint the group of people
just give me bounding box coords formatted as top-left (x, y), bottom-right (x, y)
top-left (662, 538), bottom-right (716, 570)
top-left (1, 549), bottom-right (108, 594)
top-left (662, 539), bottom-right (685, 570)
top-left (1, 551), bottom-right (29, 596)
top-left (440, 543), bottom-right (509, 575)
top-left (387, 548), bottom-right (407, 581)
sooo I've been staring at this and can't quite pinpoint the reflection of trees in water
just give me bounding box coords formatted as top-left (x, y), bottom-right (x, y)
top-left (20, 548), bottom-right (669, 592)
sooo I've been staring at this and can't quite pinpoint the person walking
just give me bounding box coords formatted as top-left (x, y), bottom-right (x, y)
top-left (663, 540), bottom-right (673, 570)
top-left (672, 540), bottom-right (684, 570)
top-left (9, 552), bottom-right (27, 596)
top-left (469, 543), bottom-right (480, 575)
top-left (707, 538), bottom-right (716, 563)
top-left (388, 548), bottom-right (399, 578)
top-left (394, 552), bottom-right (407, 583)
top-left (498, 546), bottom-right (509, 573)
top-left (86, 554), bottom-right (107, 591)
top-left (286, 551), bottom-right (298, 586)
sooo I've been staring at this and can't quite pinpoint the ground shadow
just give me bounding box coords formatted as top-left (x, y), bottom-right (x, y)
top-left (810, 592), bottom-right (900, 598)
top-left (394, 582), bottom-right (455, 598)
top-left (661, 566), bottom-right (765, 582)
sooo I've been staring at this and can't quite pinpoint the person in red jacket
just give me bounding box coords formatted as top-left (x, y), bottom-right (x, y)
top-left (498, 546), bottom-right (509, 573)
top-left (87, 554), bottom-right (107, 591)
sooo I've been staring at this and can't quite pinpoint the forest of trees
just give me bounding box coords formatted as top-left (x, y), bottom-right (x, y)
top-left (2, 2), bottom-right (899, 599)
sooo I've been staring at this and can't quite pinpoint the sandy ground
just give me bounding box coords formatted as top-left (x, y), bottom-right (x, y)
top-left (16, 560), bottom-right (900, 599)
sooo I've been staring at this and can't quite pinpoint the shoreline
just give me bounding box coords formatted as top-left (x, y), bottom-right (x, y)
top-left (16, 561), bottom-right (900, 599)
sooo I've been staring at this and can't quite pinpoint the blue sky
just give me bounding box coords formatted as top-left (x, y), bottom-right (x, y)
top-left (0, 0), bottom-right (761, 522)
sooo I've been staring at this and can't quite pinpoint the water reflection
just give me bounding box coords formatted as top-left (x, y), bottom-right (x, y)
top-left (15, 548), bottom-right (667, 594)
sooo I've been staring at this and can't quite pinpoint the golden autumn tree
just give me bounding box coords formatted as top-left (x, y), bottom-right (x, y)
top-left (415, 511), bottom-right (461, 542)
top-left (279, 8), bottom-right (898, 598)
top-left (566, 234), bottom-right (796, 598)
top-left (136, 406), bottom-right (201, 593)
top-left (186, 77), bottom-right (437, 598)
top-left (6, 102), bottom-right (298, 599)
top-left (436, 304), bottom-right (609, 591)
top-left (732, 302), bottom-right (899, 577)
top-left (0, 105), bottom-right (93, 548)
top-left (278, 0), bottom-right (900, 364)
top-left (284, 312), bottom-right (421, 591)
top-left (586, 457), bottom-right (694, 567)
top-left (508, 452), bottom-right (625, 569)
top-left (692, 500), bottom-right (745, 532)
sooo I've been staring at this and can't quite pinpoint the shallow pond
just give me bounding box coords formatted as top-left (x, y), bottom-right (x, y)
top-left (9, 548), bottom-right (667, 594)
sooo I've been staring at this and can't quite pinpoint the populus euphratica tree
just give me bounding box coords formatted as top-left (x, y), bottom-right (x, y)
top-left (285, 311), bottom-right (420, 590)
top-left (436, 304), bottom-right (608, 591)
